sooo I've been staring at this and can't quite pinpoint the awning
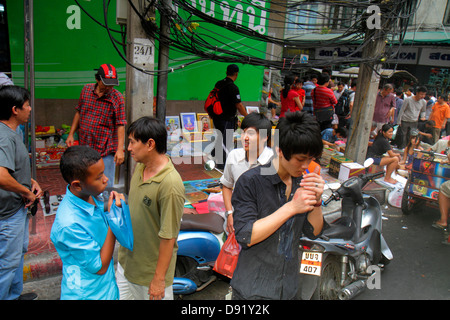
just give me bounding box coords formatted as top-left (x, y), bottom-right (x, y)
top-left (287, 31), bottom-right (450, 45)
top-left (340, 67), bottom-right (418, 82)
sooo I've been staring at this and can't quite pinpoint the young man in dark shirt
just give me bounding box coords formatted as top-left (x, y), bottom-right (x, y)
top-left (231, 111), bottom-right (325, 300)
top-left (212, 64), bottom-right (248, 169)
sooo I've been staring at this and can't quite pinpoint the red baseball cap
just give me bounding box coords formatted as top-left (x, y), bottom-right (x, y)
top-left (96, 64), bottom-right (119, 86)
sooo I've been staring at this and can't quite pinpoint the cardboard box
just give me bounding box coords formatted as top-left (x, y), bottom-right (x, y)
top-left (338, 162), bottom-right (365, 182)
top-left (328, 155), bottom-right (353, 178)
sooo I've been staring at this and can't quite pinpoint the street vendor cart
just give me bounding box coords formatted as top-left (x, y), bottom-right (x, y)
top-left (401, 150), bottom-right (449, 215)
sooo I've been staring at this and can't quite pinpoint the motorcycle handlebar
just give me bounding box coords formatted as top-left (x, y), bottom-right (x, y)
top-left (323, 171), bottom-right (384, 205)
top-left (360, 171), bottom-right (385, 183)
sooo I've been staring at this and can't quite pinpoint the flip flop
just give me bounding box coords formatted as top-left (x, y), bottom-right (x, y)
top-left (432, 221), bottom-right (447, 230)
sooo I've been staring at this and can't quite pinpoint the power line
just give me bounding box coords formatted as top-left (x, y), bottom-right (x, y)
top-left (84, 0), bottom-right (420, 74)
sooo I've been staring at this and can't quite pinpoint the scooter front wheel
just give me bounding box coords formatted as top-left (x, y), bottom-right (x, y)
top-left (312, 255), bottom-right (341, 300)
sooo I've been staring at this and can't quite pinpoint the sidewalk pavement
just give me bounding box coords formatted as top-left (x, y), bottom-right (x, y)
top-left (23, 156), bottom-right (381, 285)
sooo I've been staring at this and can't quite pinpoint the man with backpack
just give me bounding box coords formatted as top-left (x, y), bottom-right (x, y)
top-left (334, 82), bottom-right (351, 129)
top-left (207, 64), bottom-right (248, 169)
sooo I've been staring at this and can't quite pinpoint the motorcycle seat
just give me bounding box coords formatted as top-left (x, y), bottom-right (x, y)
top-left (180, 213), bottom-right (224, 234)
top-left (321, 216), bottom-right (356, 240)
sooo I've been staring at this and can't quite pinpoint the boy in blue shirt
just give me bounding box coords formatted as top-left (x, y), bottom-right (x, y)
top-left (51, 145), bottom-right (125, 300)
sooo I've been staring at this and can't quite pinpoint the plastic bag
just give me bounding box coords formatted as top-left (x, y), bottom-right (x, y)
top-left (213, 232), bottom-right (241, 278)
top-left (105, 199), bottom-right (134, 251)
top-left (388, 184), bottom-right (403, 208)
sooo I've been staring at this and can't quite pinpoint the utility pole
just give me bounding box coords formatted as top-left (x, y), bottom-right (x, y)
top-left (345, 27), bottom-right (386, 164)
top-left (125, 0), bottom-right (155, 189)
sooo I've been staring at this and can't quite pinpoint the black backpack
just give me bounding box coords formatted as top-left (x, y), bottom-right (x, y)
top-left (334, 89), bottom-right (351, 116)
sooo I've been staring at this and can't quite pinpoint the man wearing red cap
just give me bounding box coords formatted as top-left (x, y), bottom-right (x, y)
top-left (66, 64), bottom-right (126, 190)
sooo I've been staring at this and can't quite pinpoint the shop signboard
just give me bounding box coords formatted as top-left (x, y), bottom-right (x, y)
top-left (419, 47), bottom-right (450, 67)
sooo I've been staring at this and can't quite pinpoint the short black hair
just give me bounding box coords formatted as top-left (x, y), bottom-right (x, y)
top-left (416, 86), bottom-right (427, 93)
top-left (127, 116), bottom-right (167, 154)
top-left (60, 145), bottom-right (102, 184)
top-left (335, 127), bottom-right (348, 138)
top-left (275, 111), bottom-right (323, 161)
top-left (317, 73), bottom-right (330, 86)
top-left (226, 64), bottom-right (239, 76)
top-left (0, 85), bottom-right (30, 120)
top-left (241, 112), bottom-right (273, 144)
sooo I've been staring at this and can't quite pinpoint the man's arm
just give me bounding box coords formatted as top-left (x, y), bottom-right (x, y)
top-left (222, 185), bottom-right (235, 233)
top-left (114, 125), bottom-right (125, 165)
top-left (236, 102), bottom-right (248, 116)
top-left (330, 90), bottom-right (338, 106)
top-left (148, 238), bottom-right (176, 300)
top-left (397, 99), bottom-right (408, 123)
top-left (97, 191), bottom-right (125, 275)
top-left (0, 167), bottom-right (37, 207)
top-left (96, 228), bottom-right (116, 275)
top-left (247, 188), bottom-right (316, 247)
top-left (66, 111), bottom-right (80, 147)
top-left (419, 101), bottom-right (427, 121)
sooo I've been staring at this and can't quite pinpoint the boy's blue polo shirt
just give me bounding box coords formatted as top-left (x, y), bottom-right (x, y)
top-left (50, 186), bottom-right (118, 300)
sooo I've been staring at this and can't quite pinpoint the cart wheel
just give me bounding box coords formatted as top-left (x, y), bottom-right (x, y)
top-left (401, 181), bottom-right (424, 215)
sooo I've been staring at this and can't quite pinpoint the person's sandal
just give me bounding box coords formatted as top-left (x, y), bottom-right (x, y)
top-left (432, 221), bottom-right (447, 231)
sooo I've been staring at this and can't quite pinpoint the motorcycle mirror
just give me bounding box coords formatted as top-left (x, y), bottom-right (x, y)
top-left (363, 158), bottom-right (374, 168)
top-left (204, 159), bottom-right (216, 171)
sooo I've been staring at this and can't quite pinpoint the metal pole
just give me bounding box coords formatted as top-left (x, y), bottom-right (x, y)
top-left (155, 0), bottom-right (171, 122)
top-left (24, 0), bottom-right (36, 234)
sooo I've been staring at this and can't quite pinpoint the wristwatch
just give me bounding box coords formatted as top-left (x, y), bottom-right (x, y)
top-left (225, 210), bottom-right (233, 218)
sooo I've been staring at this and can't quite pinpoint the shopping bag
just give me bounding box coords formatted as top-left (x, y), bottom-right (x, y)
top-left (388, 183), bottom-right (404, 209)
top-left (105, 199), bottom-right (134, 251)
top-left (213, 232), bottom-right (241, 278)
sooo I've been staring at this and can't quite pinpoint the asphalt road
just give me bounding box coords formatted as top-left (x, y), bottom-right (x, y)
top-left (354, 204), bottom-right (450, 300)
top-left (23, 201), bottom-right (450, 301)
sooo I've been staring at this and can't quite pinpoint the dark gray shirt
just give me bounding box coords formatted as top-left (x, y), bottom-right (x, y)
top-left (231, 162), bottom-right (321, 300)
top-left (0, 123), bottom-right (31, 219)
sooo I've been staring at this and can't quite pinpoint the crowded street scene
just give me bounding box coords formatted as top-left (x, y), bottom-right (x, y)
top-left (1, 0), bottom-right (450, 312)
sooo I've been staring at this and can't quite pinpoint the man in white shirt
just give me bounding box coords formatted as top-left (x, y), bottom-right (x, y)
top-left (397, 86), bottom-right (427, 149)
top-left (220, 113), bottom-right (273, 233)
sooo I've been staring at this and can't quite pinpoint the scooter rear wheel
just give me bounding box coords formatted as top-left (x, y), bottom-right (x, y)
top-left (312, 255), bottom-right (341, 300)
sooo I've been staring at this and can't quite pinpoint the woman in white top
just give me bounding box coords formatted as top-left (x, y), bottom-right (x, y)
top-left (220, 113), bottom-right (274, 233)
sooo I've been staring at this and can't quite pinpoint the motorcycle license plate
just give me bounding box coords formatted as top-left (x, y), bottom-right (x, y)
top-left (300, 251), bottom-right (322, 276)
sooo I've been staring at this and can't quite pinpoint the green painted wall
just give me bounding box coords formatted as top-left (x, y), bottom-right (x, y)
top-left (7, 0), bottom-right (268, 102)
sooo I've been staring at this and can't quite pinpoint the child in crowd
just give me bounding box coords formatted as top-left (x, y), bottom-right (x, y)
top-left (399, 129), bottom-right (422, 172)
top-left (50, 145), bottom-right (125, 300)
top-left (321, 126), bottom-right (347, 148)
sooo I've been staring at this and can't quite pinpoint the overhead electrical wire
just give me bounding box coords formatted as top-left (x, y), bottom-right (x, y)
top-left (79, 0), bottom-right (420, 74)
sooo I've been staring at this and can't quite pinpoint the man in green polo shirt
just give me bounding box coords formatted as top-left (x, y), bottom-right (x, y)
top-left (117, 116), bottom-right (185, 300)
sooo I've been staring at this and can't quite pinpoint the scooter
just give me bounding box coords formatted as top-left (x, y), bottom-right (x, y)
top-left (173, 160), bottom-right (226, 296)
top-left (298, 159), bottom-right (393, 300)
top-left (173, 212), bottom-right (225, 295)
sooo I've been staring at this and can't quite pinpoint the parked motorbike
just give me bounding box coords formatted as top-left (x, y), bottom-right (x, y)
top-left (299, 159), bottom-right (393, 300)
top-left (173, 212), bottom-right (225, 295)
top-left (173, 159), bottom-right (225, 296)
